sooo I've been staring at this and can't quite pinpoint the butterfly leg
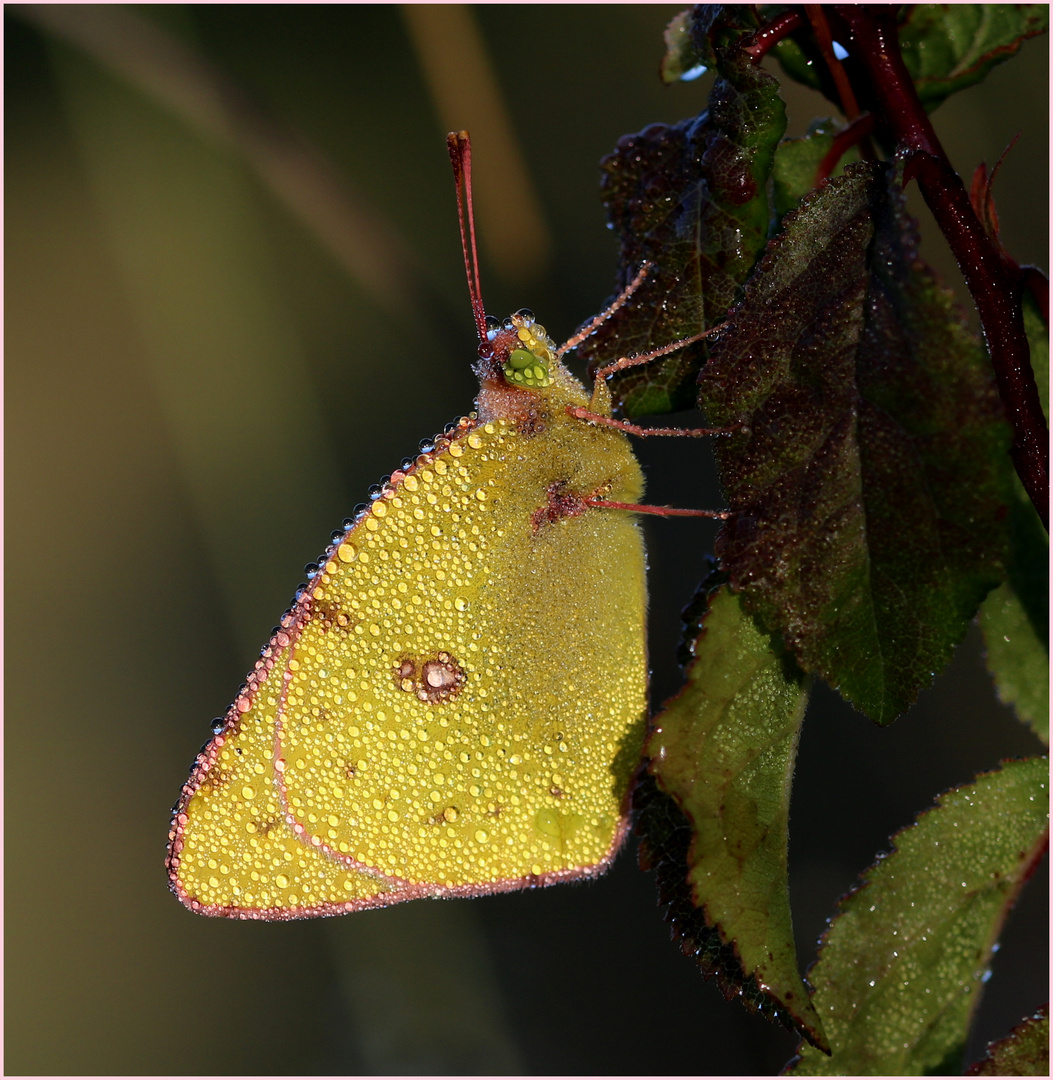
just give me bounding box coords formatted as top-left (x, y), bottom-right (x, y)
top-left (557, 261), bottom-right (654, 356)
top-left (570, 322), bottom-right (745, 437)
top-left (566, 407), bottom-right (742, 439)
top-left (584, 495), bottom-right (731, 520)
top-left (590, 322), bottom-right (727, 384)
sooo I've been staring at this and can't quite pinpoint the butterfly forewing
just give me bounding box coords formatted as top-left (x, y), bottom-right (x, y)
top-left (169, 318), bottom-right (651, 917)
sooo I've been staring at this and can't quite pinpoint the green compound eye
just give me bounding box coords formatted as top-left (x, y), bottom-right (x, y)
top-left (507, 348), bottom-right (536, 370)
top-left (504, 348), bottom-right (553, 388)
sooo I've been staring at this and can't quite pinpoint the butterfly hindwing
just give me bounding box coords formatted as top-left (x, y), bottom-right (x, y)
top-left (279, 384), bottom-right (648, 894)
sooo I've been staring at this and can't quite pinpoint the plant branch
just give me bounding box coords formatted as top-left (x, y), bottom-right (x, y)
top-left (804, 5), bottom-right (861, 119)
top-left (834, 6), bottom-right (1048, 529)
top-left (743, 9), bottom-right (803, 62)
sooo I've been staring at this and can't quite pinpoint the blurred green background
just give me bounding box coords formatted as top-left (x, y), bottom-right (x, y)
top-left (6, 5), bottom-right (1047, 1074)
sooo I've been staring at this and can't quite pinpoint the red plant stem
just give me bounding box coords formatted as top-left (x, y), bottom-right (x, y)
top-left (834, 6), bottom-right (1048, 529)
top-left (743, 9), bottom-right (803, 62)
top-left (805, 5), bottom-right (860, 119)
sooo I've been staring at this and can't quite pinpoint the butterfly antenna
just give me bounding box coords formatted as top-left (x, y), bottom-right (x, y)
top-left (447, 131), bottom-right (488, 344)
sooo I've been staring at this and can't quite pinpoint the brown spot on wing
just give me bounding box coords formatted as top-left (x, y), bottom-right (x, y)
top-left (394, 651), bottom-right (466, 704)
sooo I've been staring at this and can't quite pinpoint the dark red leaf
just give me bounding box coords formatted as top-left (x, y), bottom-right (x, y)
top-left (699, 161), bottom-right (1010, 722)
top-left (578, 7), bottom-right (786, 416)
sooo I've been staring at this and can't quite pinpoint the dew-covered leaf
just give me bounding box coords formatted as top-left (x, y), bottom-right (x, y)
top-left (659, 5), bottom-right (732, 84)
top-left (645, 578), bottom-right (827, 1050)
top-left (699, 161), bottom-right (1009, 723)
top-left (980, 289), bottom-right (1049, 742)
top-left (580, 5), bottom-right (785, 416)
top-left (897, 4), bottom-right (1050, 110)
top-left (788, 757), bottom-right (1050, 1076)
top-left (767, 34), bottom-right (824, 97)
top-left (768, 5), bottom-right (1048, 112)
top-left (967, 1005), bottom-right (1050, 1076)
top-left (633, 774), bottom-right (795, 1028)
top-left (981, 576), bottom-right (1050, 743)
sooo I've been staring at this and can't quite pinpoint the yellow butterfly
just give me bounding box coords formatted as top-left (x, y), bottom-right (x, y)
top-left (167, 132), bottom-right (719, 919)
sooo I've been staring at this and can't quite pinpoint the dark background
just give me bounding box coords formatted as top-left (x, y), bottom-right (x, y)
top-left (6, 5), bottom-right (1047, 1074)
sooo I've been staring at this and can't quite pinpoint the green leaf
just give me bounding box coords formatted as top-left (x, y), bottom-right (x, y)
top-left (1021, 282), bottom-right (1050, 425)
top-left (980, 577), bottom-right (1050, 743)
top-left (771, 119), bottom-right (859, 220)
top-left (789, 757), bottom-right (1050, 1076)
top-left (769, 34), bottom-right (823, 95)
top-left (979, 289), bottom-right (1049, 742)
top-left (633, 775), bottom-right (792, 1025)
top-left (660, 9), bottom-right (700, 84)
top-left (979, 471), bottom-right (1049, 743)
top-left (659, 5), bottom-right (760, 84)
top-left (699, 161), bottom-right (1010, 723)
top-left (898, 4), bottom-right (1050, 110)
top-left (646, 581), bottom-right (827, 1050)
top-left (768, 6), bottom-right (1048, 112)
top-left (967, 1006), bottom-right (1050, 1076)
top-left (580, 5), bottom-right (786, 416)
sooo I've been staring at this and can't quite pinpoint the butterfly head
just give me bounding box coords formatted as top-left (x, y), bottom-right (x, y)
top-left (447, 132), bottom-right (588, 421)
top-left (478, 309), bottom-right (557, 390)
